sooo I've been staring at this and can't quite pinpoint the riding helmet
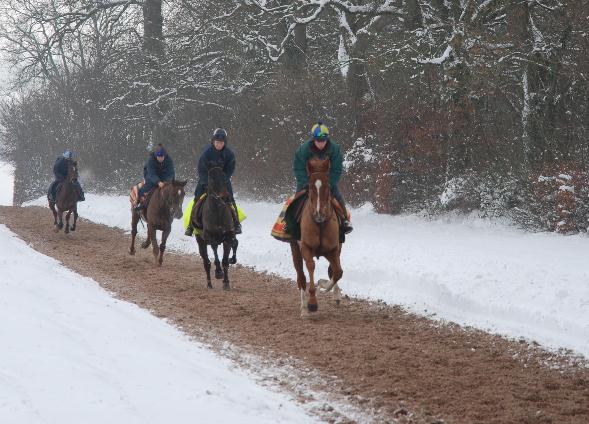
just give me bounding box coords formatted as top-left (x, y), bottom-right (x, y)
top-left (311, 122), bottom-right (329, 140)
top-left (212, 128), bottom-right (227, 142)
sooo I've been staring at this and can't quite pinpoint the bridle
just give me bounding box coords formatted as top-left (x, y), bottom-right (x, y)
top-left (159, 183), bottom-right (183, 219)
top-left (307, 171), bottom-right (334, 224)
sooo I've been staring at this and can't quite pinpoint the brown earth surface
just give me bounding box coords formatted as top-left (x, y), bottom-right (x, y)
top-left (1, 205), bottom-right (588, 423)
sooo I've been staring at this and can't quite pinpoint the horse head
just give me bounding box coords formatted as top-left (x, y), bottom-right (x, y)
top-left (306, 158), bottom-right (332, 224)
top-left (207, 166), bottom-right (228, 196)
top-left (161, 180), bottom-right (187, 219)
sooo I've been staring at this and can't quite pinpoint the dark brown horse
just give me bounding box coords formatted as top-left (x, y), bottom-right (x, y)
top-left (190, 166), bottom-right (236, 290)
top-left (129, 180), bottom-right (187, 266)
top-left (290, 158), bottom-right (343, 318)
top-left (48, 160), bottom-right (79, 234)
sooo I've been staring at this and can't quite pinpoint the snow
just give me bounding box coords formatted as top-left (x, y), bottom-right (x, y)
top-left (23, 194), bottom-right (589, 357)
top-left (0, 224), bottom-right (316, 423)
top-left (25, 193), bottom-right (589, 359)
top-left (419, 45), bottom-right (453, 65)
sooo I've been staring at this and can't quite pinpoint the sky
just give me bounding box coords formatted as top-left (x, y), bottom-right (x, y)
top-left (0, 223), bottom-right (318, 424)
top-left (24, 193), bottom-right (589, 359)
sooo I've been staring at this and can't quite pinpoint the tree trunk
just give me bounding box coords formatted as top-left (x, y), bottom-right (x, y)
top-left (143, 0), bottom-right (164, 58)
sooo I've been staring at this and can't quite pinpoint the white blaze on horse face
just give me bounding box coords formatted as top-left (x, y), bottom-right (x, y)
top-left (315, 179), bottom-right (322, 214)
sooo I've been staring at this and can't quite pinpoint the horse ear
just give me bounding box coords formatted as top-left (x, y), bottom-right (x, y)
top-left (179, 180), bottom-right (187, 187)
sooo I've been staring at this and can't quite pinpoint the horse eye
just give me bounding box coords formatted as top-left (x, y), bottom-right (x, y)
top-left (178, 190), bottom-right (181, 196)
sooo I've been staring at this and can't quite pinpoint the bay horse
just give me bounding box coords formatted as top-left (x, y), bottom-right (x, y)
top-left (190, 166), bottom-right (236, 290)
top-left (129, 180), bottom-right (187, 266)
top-left (49, 160), bottom-right (79, 234)
top-left (290, 158), bottom-right (343, 318)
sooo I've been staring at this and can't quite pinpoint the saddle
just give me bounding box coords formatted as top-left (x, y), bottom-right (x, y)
top-left (271, 189), bottom-right (350, 243)
top-left (192, 193), bottom-right (207, 230)
top-left (191, 193), bottom-right (237, 230)
top-left (130, 182), bottom-right (156, 213)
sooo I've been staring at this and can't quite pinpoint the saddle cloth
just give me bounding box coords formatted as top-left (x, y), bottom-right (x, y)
top-left (129, 182), bottom-right (157, 219)
top-left (183, 195), bottom-right (247, 236)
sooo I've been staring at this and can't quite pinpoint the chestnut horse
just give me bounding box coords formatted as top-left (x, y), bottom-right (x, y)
top-left (290, 158), bottom-right (343, 318)
top-left (190, 166), bottom-right (236, 290)
top-left (48, 160), bottom-right (79, 234)
top-left (129, 180), bottom-right (187, 266)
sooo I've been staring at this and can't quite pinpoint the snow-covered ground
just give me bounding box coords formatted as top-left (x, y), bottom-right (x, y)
top-left (26, 193), bottom-right (589, 359)
top-left (0, 162), bottom-right (14, 206)
top-left (0, 224), bottom-right (316, 423)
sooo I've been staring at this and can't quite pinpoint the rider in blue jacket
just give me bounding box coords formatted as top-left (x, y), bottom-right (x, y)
top-left (185, 128), bottom-right (241, 235)
top-left (135, 144), bottom-right (175, 210)
top-left (48, 150), bottom-right (85, 202)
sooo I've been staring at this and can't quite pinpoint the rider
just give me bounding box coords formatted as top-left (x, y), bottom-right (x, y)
top-left (48, 150), bottom-right (85, 202)
top-left (293, 121), bottom-right (353, 234)
top-left (184, 128), bottom-right (242, 236)
top-left (135, 143), bottom-right (175, 211)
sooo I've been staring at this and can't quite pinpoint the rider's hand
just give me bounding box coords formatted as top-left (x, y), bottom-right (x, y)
top-left (158, 181), bottom-right (165, 188)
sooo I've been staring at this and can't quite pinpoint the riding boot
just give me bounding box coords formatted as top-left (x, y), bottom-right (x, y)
top-left (79, 190), bottom-right (85, 202)
top-left (184, 225), bottom-right (193, 236)
top-left (342, 219), bottom-right (353, 234)
top-left (337, 199), bottom-right (353, 234)
top-left (231, 201), bottom-right (242, 234)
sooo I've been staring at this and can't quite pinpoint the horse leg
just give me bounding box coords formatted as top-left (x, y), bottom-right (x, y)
top-left (70, 206), bottom-right (78, 231)
top-left (64, 210), bottom-right (72, 234)
top-left (290, 242), bottom-right (308, 317)
top-left (319, 250), bottom-right (344, 306)
top-left (197, 237), bottom-right (212, 288)
top-left (158, 227), bottom-right (170, 267)
top-left (150, 226), bottom-right (159, 266)
top-left (57, 209), bottom-right (64, 231)
top-left (141, 221), bottom-right (152, 249)
top-left (130, 210), bottom-right (139, 255)
top-left (300, 244), bottom-right (318, 313)
top-left (229, 237), bottom-right (238, 264)
top-left (212, 244), bottom-right (223, 280)
top-left (222, 241), bottom-right (231, 291)
top-left (49, 201), bottom-right (58, 228)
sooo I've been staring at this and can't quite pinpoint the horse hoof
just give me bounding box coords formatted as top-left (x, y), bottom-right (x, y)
top-left (215, 271), bottom-right (223, 280)
top-left (307, 303), bottom-right (318, 312)
top-left (207, 282), bottom-right (213, 289)
top-left (223, 283), bottom-right (230, 291)
top-left (70, 227), bottom-right (76, 232)
top-left (141, 241), bottom-right (150, 249)
top-left (129, 250), bottom-right (135, 256)
top-left (229, 257), bottom-right (237, 265)
top-left (336, 299), bottom-right (341, 306)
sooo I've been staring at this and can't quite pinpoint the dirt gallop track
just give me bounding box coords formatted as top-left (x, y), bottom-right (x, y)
top-left (1, 206), bottom-right (588, 423)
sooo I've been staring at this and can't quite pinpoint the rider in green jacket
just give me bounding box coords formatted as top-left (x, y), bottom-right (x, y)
top-left (293, 122), bottom-right (353, 234)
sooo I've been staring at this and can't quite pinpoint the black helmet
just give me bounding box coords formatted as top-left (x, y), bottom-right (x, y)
top-left (212, 128), bottom-right (227, 141)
